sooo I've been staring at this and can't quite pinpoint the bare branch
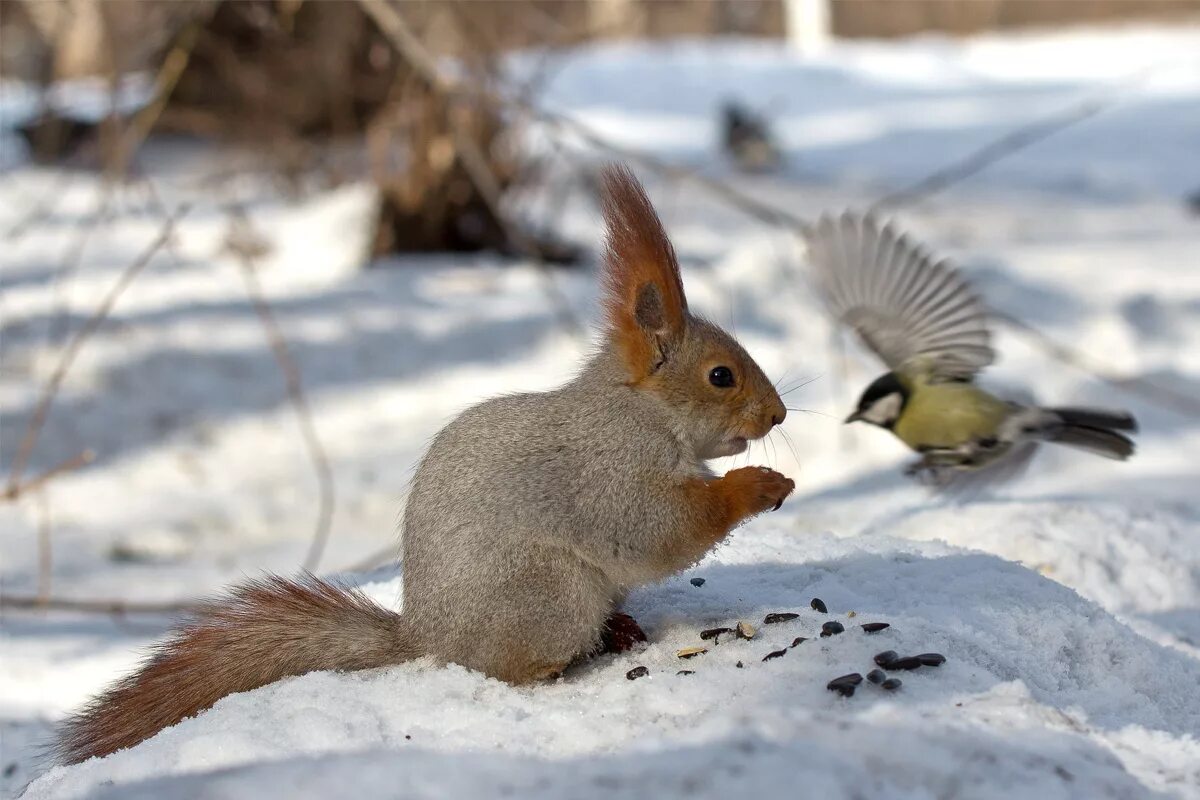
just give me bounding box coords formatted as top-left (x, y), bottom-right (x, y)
top-left (0, 594), bottom-right (197, 615)
top-left (2, 449), bottom-right (95, 503)
top-left (870, 99), bottom-right (1110, 211)
top-left (225, 209), bottom-right (337, 572)
top-left (5, 205), bottom-right (189, 494)
top-left (991, 310), bottom-right (1200, 418)
top-left (360, 0), bottom-right (585, 338)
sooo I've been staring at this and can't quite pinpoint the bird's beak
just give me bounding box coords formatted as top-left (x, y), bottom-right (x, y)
top-left (844, 410), bottom-right (863, 425)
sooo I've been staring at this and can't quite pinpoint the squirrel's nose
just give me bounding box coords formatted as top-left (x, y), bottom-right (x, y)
top-left (770, 402), bottom-right (786, 427)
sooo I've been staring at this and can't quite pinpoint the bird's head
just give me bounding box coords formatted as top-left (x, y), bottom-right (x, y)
top-left (845, 372), bottom-right (908, 429)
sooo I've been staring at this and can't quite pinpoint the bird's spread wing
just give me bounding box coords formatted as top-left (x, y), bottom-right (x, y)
top-left (806, 213), bottom-right (994, 381)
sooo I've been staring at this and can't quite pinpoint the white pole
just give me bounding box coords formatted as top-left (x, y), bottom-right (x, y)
top-left (784, 0), bottom-right (832, 56)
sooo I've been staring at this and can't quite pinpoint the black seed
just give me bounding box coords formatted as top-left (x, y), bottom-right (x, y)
top-left (826, 673), bottom-right (863, 696)
top-left (866, 669), bottom-right (886, 684)
top-left (690, 577), bottom-right (706, 587)
top-left (762, 648), bottom-right (788, 662)
top-left (736, 661), bottom-right (744, 669)
top-left (886, 656), bottom-right (924, 671)
top-left (874, 650), bottom-right (899, 667)
top-left (881, 678), bottom-right (902, 690)
top-left (820, 621), bottom-right (844, 637)
top-left (790, 637), bottom-right (807, 648)
top-left (677, 670), bottom-right (695, 676)
top-left (763, 612), bottom-right (800, 625)
top-left (700, 627), bottom-right (734, 641)
top-left (810, 598), bottom-right (828, 614)
top-left (916, 653), bottom-right (946, 667)
top-left (861, 622), bottom-right (890, 633)
top-left (626, 666), bottom-right (649, 680)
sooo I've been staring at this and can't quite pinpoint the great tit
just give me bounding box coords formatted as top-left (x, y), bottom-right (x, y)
top-left (805, 212), bottom-right (1137, 486)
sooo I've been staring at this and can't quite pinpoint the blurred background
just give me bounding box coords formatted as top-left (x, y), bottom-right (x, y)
top-left (2, 2), bottom-right (1199, 794)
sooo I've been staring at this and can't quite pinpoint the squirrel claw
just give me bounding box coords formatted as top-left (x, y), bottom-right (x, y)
top-left (772, 498), bottom-right (784, 512)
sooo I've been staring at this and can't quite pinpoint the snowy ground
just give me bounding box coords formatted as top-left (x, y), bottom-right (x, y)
top-left (3, 24), bottom-right (1200, 800)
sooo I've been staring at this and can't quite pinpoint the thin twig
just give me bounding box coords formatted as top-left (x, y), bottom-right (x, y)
top-left (225, 209), bottom-right (336, 571)
top-left (991, 310), bottom-right (1200, 418)
top-left (35, 490), bottom-right (52, 606)
top-left (2, 449), bottom-right (95, 502)
top-left (870, 99), bottom-right (1110, 211)
top-left (360, 0), bottom-right (585, 338)
top-left (0, 594), bottom-right (197, 615)
top-left (4, 205), bottom-right (188, 494)
top-left (112, 16), bottom-right (207, 177)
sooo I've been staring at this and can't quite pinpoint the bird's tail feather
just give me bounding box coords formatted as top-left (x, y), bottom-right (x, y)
top-left (1041, 406), bottom-right (1137, 460)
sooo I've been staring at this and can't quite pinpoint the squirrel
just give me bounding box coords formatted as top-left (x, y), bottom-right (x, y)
top-left (56, 165), bottom-right (794, 765)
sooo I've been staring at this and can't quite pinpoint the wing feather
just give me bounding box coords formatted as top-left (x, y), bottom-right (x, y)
top-left (806, 212), bottom-right (994, 380)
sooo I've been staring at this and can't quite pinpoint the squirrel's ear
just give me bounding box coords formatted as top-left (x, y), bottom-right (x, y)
top-left (599, 164), bottom-right (688, 381)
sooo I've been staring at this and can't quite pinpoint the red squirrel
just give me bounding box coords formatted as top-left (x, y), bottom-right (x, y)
top-left (58, 165), bottom-right (793, 764)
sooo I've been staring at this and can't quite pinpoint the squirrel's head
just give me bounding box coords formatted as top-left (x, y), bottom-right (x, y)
top-left (599, 165), bottom-right (786, 459)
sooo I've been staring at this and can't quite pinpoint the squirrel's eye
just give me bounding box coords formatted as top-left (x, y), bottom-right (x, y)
top-left (708, 366), bottom-right (735, 388)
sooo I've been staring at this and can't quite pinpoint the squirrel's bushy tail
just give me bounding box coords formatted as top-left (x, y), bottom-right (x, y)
top-left (57, 574), bottom-right (416, 764)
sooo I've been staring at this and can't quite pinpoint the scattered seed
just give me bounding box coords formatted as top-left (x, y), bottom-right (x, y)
top-left (826, 673), bottom-right (863, 697)
top-left (861, 622), bottom-right (890, 633)
top-left (820, 621), bottom-right (845, 637)
top-left (626, 666), bottom-right (649, 680)
top-left (762, 648), bottom-right (788, 662)
top-left (736, 621), bottom-right (757, 640)
top-left (917, 653), bottom-right (946, 667)
top-left (700, 627), bottom-right (734, 641)
top-left (676, 647), bottom-right (708, 660)
top-left (881, 678), bottom-right (902, 691)
top-left (690, 577), bottom-right (706, 587)
top-left (677, 670), bottom-right (695, 676)
top-left (847, 611), bottom-right (857, 618)
top-left (886, 656), bottom-right (924, 671)
top-left (866, 669), bottom-right (886, 684)
top-left (810, 598), bottom-right (828, 614)
top-left (874, 650), bottom-right (899, 668)
top-left (790, 636), bottom-right (807, 648)
top-left (763, 612), bottom-right (799, 625)
top-left (736, 661), bottom-right (744, 669)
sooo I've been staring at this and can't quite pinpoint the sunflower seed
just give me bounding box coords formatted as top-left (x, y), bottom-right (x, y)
top-left (810, 598), bottom-right (828, 613)
top-left (820, 621), bottom-right (845, 637)
top-left (677, 670), bottom-right (695, 676)
top-left (700, 627), bottom-right (734, 641)
top-left (826, 673), bottom-right (863, 696)
top-left (866, 669), bottom-right (886, 684)
top-left (626, 666), bottom-right (649, 680)
top-left (886, 656), bottom-right (924, 671)
top-left (861, 622), bottom-right (890, 633)
top-left (763, 612), bottom-right (799, 624)
top-left (917, 653), bottom-right (946, 667)
top-left (762, 648), bottom-right (788, 662)
top-left (736, 621), bottom-right (757, 640)
top-left (790, 637), bottom-right (807, 648)
top-left (690, 577), bottom-right (706, 587)
top-left (881, 678), bottom-right (902, 690)
top-left (676, 647), bottom-right (708, 659)
top-left (874, 650), bottom-right (899, 667)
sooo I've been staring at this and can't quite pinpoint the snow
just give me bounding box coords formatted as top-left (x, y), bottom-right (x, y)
top-left (3, 23), bottom-right (1200, 800)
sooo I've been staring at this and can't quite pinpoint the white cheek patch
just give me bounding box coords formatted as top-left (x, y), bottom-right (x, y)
top-left (863, 392), bottom-right (903, 425)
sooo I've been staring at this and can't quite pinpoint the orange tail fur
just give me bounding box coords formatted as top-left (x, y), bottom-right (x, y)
top-left (58, 574), bottom-right (416, 763)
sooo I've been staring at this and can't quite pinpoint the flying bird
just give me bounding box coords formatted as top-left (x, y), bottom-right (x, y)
top-left (805, 212), bottom-right (1137, 486)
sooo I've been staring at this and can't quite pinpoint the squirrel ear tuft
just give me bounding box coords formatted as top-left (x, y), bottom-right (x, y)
top-left (599, 164), bottom-right (688, 380)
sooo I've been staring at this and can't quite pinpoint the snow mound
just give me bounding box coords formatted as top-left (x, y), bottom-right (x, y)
top-left (25, 528), bottom-right (1200, 799)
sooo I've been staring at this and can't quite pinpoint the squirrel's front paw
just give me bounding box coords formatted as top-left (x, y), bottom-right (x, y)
top-left (724, 466), bottom-right (795, 516)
